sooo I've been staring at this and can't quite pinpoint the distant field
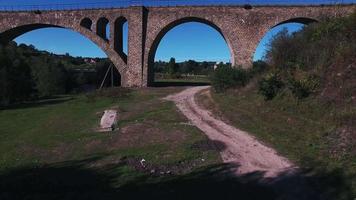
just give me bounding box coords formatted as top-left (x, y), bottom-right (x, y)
top-left (154, 73), bottom-right (211, 84)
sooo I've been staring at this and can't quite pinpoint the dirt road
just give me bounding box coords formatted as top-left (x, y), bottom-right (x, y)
top-left (164, 86), bottom-right (295, 177)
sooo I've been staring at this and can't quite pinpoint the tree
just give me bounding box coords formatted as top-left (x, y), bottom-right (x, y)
top-left (167, 57), bottom-right (180, 78)
top-left (32, 59), bottom-right (67, 97)
top-left (0, 43), bottom-right (33, 105)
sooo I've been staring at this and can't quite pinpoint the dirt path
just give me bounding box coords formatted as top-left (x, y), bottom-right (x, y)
top-left (164, 86), bottom-right (295, 177)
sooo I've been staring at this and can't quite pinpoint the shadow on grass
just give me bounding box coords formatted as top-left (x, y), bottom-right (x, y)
top-left (0, 96), bottom-right (74, 110)
top-left (0, 156), bottom-right (353, 200)
top-left (152, 81), bottom-right (210, 87)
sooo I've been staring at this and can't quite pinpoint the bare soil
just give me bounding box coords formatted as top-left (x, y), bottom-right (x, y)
top-left (164, 86), bottom-right (295, 177)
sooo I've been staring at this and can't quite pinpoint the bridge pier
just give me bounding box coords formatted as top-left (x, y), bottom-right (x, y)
top-left (124, 6), bottom-right (147, 87)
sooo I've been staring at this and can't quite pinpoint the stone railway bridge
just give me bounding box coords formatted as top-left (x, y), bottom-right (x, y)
top-left (0, 4), bottom-right (354, 87)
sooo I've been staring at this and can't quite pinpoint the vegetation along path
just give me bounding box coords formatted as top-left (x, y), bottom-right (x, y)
top-left (165, 86), bottom-right (294, 177)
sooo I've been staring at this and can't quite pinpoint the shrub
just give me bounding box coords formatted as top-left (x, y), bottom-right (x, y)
top-left (258, 73), bottom-right (284, 100)
top-left (210, 65), bottom-right (248, 92)
top-left (169, 72), bottom-right (182, 79)
top-left (249, 61), bottom-right (269, 76)
top-left (288, 75), bottom-right (320, 99)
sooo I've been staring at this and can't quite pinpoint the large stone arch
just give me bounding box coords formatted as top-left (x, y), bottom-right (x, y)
top-left (146, 16), bottom-right (235, 86)
top-left (0, 21), bottom-right (127, 85)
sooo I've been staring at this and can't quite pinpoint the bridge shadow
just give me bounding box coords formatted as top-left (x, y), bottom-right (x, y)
top-left (151, 81), bottom-right (210, 87)
top-left (0, 156), bottom-right (353, 200)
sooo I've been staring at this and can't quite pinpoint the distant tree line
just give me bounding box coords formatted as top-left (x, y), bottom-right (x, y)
top-left (0, 42), bottom-right (119, 106)
top-left (154, 58), bottom-right (219, 78)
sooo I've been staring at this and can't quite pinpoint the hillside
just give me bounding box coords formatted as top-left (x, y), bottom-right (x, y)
top-left (205, 11), bottom-right (356, 199)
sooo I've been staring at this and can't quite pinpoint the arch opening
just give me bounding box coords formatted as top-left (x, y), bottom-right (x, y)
top-left (114, 17), bottom-right (128, 63)
top-left (0, 25), bottom-right (122, 97)
top-left (80, 18), bottom-right (92, 30)
top-left (147, 18), bottom-right (232, 87)
top-left (253, 17), bottom-right (318, 63)
top-left (97, 17), bottom-right (110, 41)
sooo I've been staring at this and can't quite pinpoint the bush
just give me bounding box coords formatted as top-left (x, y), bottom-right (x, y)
top-left (249, 61), bottom-right (269, 76)
top-left (169, 72), bottom-right (182, 79)
top-left (288, 75), bottom-right (320, 99)
top-left (210, 65), bottom-right (249, 92)
top-left (258, 73), bottom-right (284, 100)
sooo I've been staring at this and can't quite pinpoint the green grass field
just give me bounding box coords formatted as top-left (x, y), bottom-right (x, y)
top-left (0, 87), bottom-right (222, 170)
top-left (0, 87), bottom-right (235, 199)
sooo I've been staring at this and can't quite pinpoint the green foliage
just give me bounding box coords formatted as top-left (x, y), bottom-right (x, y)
top-left (0, 42), bottom-right (119, 106)
top-left (210, 64), bottom-right (249, 92)
top-left (288, 74), bottom-right (320, 100)
top-left (249, 60), bottom-right (269, 76)
top-left (262, 11), bottom-right (356, 101)
top-left (32, 61), bottom-right (67, 97)
top-left (265, 28), bottom-right (299, 69)
top-left (258, 73), bottom-right (284, 100)
top-left (164, 57), bottom-right (181, 79)
top-left (0, 43), bottom-right (33, 105)
top-left (154, 59), bottom-right (215, 76)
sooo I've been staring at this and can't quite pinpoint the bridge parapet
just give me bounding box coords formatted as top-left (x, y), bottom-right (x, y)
top-left (0, 0), bottom-right (352, 12)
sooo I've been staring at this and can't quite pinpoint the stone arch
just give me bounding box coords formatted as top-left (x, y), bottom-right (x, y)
top-left (80, 17), bottom-right (92, 30)
top-left (0, 23), bottom-right (126, 85)
top-left (147, 17), bottom-right (234, 86)
top-left (114, 16), bottom-right (128, 63)
top-left (97, 17), bottom-right (110, 41)
top-left (0, 24), bottom-right (61, 44)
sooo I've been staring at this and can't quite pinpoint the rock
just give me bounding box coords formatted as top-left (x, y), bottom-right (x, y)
top-left (99, 110), bottom-right (118, 131)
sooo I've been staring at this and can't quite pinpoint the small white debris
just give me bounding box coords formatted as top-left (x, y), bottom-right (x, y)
top-left (179, 122), bottom-right (194, 126)
top-left (140, 159), bottom-right (146, 167)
